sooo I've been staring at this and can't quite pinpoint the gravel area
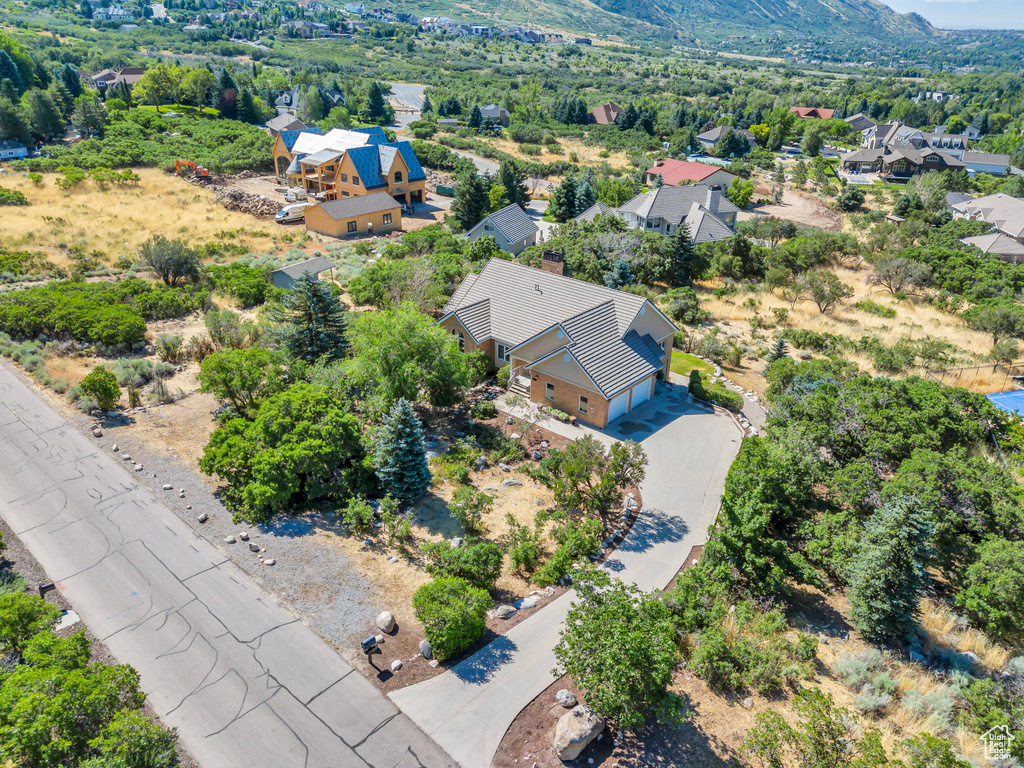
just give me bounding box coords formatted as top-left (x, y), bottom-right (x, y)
top-left (71, 406), bottom-right (380, 661)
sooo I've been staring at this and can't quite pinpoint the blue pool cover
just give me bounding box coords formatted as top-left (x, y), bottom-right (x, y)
top-left (988, 390), bottom-right (1024, 416)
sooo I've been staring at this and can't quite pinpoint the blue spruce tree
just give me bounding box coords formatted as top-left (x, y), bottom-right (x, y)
top-left (374, 399), bottom-right (432, 502)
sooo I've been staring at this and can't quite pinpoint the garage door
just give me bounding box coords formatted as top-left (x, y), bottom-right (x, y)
top-left (608, 391), bottom-right (629, 422)
top-left (630, 378), bottom-right (651, 409)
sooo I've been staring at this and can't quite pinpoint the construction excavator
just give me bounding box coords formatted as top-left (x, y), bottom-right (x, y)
top-left (174, 159), bottom-right (210, 180)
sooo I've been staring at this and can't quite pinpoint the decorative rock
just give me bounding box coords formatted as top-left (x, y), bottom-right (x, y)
top-left (962, 651), bottom-right (981, 665)
top-left (224, 535), bottom-right (236, 544)
top-left (482, 486), bottom-right (499, 492)
top-left (501, 479), bottom-right (523, 487)
top-left (186, 505), bottom-right (192, 510)
top-left (474, 456), bottom-right (488, 471)
top-left (390, 659), bottom-right (402, 672)
top-left (429, 659), bottom-right (439, 668)
top-left (375, 634), bottom-right (384, 644)
top-left (553, 706), bottom-right (605, 761)
top-left (531, 451), bottom-right (542, 460)
top-left (510, 432), bottom-right (521, 440)
top-left (134, 464), bottom-right (144, 472)
top-left (743, 698), bottom-right (754, 709)
top-left (494, 604), bottom-right (516, 619)
top-left (162, 484), bottom-right (173, 490)
top-left (498, 462), bottom-right (511, 472)
top-left (363, 538), bottom-right (373, 546)
top-left (515, 597), bottom-right (537, 610)
top-left (540, 441), bottom-right (549, 448)
top-left (92, 427), bottom-right (103, 438)
top-left (111, 444), bottom-right (118, 452)
top-left (419, 639), bottom-right (433, 659)
top-left (377, 611), bottom-right (396, 633)
top-left (555, 689), bottom-right (577, 708)
top-left (387, 555), bottom-right (399, 563)
top-left (197, 512), bottom-right (208, 523)
top-left (450, 537), bottom-right (463, 548)
top-left (122, 454), bottom-right (132, 461)
top-left (909, 649), bottom-right (927, 664)
top-left (239, 531), bottom-right (249, 540)
top-left (263, 558), bottom-right (275, 566)
top-left (248, 542), bottom-right (260, 553)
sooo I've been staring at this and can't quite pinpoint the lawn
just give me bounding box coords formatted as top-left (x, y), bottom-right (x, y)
top-left (671, 351), bottom-right (715, 377)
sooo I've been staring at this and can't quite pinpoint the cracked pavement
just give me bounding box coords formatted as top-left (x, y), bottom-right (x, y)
top-left (0, 361), bottom-right (456, 768)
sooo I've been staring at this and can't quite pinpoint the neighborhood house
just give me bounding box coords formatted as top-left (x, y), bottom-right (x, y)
top-left (583, 184), bottom-right (738, 243)
top-left (303, 191), bottom-right (402, 238)
top-left (643, 158), bottom-right (738, 188)
top-left (439, 259), bottom-right (677, 427)
top-left (465, 203), bottom-right (539, 254)
top-left (270, 256), bottom-right (337, 289)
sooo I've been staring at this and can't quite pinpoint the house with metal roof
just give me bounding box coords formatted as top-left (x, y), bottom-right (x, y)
top-left (272, 127), bottom-right (426, 206)
top-left (270, 256), bottom-right (337, 289)
top-left (615, 185), bottom-right (739, 242)
top-left (439, 259), bottom-right (677, 427)
top-left (465, 204), bottom-right (539, 254)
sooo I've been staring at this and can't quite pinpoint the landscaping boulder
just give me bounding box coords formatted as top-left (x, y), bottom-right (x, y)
top-left (555, 689), bottom-right (577, 708)
top-left (501, 479), bottom-right (522, 487)
top-left (248, 542), bottom-right (260, 553)
top-left (197, 512), bottom-right (208, 523)
top-left (224, 535), bottom-right (236, 544)
top-left (377, 611), bottom-right (396, 633)
top-left (494, 604), bottom-right (516, 619)
top-left (515, 597), bottom-right (537, 610)
top-left (553, 705), bottom-right (605, 761)
top-left (474, 457), bottom-right (488, 471)
top-left (419, 639), bottom-right (432, 659)
top-left (391, 659), bottom-right (402, 671)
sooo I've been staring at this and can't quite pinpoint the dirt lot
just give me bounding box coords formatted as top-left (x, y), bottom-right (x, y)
top-left (740, 186), bottom-right (842, 231)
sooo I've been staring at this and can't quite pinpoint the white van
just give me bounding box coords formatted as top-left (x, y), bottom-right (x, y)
top-left (275, 202), bottom-right (311, 224)
top-left (284, 188), bottom-right (307, 203)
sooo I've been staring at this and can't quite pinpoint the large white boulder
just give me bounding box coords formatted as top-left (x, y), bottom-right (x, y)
top-left (553, 705), bottom-right (605, 761)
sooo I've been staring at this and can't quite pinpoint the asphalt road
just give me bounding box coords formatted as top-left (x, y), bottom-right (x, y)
top-left (389, 83), bottom-right (426, 112)
top-left (0, 361), bottom-right (455, 768)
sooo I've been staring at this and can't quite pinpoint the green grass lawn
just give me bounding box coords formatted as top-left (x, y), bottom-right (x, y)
top-left (671, 352), bottom-right (715, 378)
top-left (138, 104), bottom-right (221, 117)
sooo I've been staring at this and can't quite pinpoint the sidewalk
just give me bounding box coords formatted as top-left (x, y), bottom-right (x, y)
top-left (390, 386), bottom-right (743, 767)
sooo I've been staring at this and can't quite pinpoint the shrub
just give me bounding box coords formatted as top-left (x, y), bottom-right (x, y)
top-left (854, 685), bottom-right (893, 715)
top-left (420, 539), bottom-right (503, 590)
top-left (506, 513), bottom-right (542, 573)
top-left (448, 486), bottom-right (493, 532)
top-left (496, 365), bottom-right (511, 388)
top-left (834, 649), bottom-right (887, 691)
top-left (412, 576), bottom-right (491, 660)
top-left (78, 366), bottom-right (121, 411)
top-left (155, 334), bottom-right (184, 363)
top-left (534, 516), bottom-right (603, 586)
top-left (470, 400), bottom-right (497, 420)
top-left (203, 262), bottom-right (271, 308)
top-left (688, 369), bottom-right (744, 412)
top-left (342, 497), bottom-right (375, 535)
top-left (854, 300), bottom-right (897, 319)
top-left (0, 187), bottom-right (29, 206)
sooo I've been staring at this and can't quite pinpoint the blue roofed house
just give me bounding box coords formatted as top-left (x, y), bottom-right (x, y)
top-left (271, 126), bottom-right (427, 206)
top-left (439, 258), bottom-right (677, 427)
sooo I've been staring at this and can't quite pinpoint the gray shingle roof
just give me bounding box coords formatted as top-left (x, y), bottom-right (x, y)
top-left (618, 185), bottom-right (739, 226)
top-left (686, 203), bottom-right (736, 244)
top-left (272, 256), bottom-right (337, 279)
top-left (442, 259), bottom-right (674, 398)
top-left (266, 114), bottom-right (306, 132)
top-left (574, 202), bottom-right (613, 222)
top-left (470, 204), bottom-right (538, 244)
top-left (313, 192), bottom-right (401, 220)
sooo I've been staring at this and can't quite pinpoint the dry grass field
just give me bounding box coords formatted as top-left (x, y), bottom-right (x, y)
top-left (0, 168), bottom-right (281, 267)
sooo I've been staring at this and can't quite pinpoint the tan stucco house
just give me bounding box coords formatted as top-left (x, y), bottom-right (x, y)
top-left (440, 259), bottom-right (677, 428)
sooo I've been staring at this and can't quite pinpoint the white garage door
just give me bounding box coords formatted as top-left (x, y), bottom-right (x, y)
top-left (630, 378), bottom-right (651, 409)
top-left (608, 391), bottom-right (629, 422)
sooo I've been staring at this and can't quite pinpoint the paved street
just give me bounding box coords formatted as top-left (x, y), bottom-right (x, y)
top-left (390, 385), bottom-right (742, 768)
top-left (0, 361), bottom-right (455, 768)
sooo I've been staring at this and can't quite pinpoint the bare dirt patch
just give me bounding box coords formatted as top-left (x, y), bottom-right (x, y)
top-left (742, 186), bottom-right (841, 231)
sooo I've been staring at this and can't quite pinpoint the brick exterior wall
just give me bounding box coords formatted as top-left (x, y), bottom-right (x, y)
top-left (528, 372), bottom-right (609, 428)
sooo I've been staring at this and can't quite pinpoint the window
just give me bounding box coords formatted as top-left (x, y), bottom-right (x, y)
top-left (496, 344), bottom-right (510, 362)
top-left (340, 173), bottom-right (348, 182)
top-left (324, 164), bottom-right (335, 173)
top-left (578, 395), bottom-right (589, 414)
top-left (342, 191), bottom-right (350, 197)
top-left (353, 176), bottom-right (360, 186)
top-left (484, 224), bottom-right (493, 231)
top-left (453, 330), bottom-right (465, 350)
top-left (545, 383), bottom-right (554, 401)
top-left (347, 220), bottom-right (357, 233)
top-left (394, 171), bottom-right (403, 182)
top-left (383, 213), bottom-right (392, 225)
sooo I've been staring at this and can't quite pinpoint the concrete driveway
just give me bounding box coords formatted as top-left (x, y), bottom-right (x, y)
top-left (390, 385), bottom-right (742, 767)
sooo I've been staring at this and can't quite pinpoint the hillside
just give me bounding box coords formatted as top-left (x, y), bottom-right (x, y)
top-left (396, 0), bottom-right (936, 43)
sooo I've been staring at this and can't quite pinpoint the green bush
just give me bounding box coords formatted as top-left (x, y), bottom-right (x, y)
top-left (534, 516), bottom-right (603, 586)
top-left (203, 262), bottom-right (272, 308)
top-left (448, 486), bottom-right (493, 532)
top-left (506, 513), bottom-right (542, 573)
top-left (420, 539), bottom-right (503, 590)
top-left (688, 369), bottom-right (744, 412)
top-left (412, 576), bottom-right (491, 661)
top-left (0, 187), bottom-right (29, 206)
top-left (496, 365), bottom-right (511, 388)
top-left (78, 367), bottom-right (121, 411)
top-left (470, 400), bottom-right (497, 420)
top-left (342, 497), bottom-right (376, 535)
top-left (854, 300), bottom-right (897, 319)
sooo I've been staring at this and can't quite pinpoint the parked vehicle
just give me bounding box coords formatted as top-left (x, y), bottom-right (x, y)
top-left (275, 202), bottom-right (311, 223)
top-left (284, 188), bottom-right (307, 203)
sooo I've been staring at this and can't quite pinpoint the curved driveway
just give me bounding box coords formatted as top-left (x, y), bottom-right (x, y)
top-left (390, 385), bottom-right (742, 767)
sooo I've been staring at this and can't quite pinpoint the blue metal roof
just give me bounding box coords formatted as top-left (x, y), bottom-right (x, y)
top-left (346, 145), bottom-right (388, 189)
top-left (279, 127), bottom-right (322, 151)
top-left (393, 141), bottom-right (426, 181)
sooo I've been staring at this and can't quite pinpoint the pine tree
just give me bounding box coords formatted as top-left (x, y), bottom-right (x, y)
top-left (548, 174), bottom-right (578, 221)
top-left (497, 158), bottom-right (529, 207)
top-left (374, 399), bottom-right (432, 502)
top-left (218, 67), bottom-right (237, 93)
top-left (848, 498), bottom-right (932, 643)
top-left (604, 259), bottom-right (633, 289)
top-left (236, 88), bottom-right (259, 123)
top-left (422, 92), bottom-right (433, 114)
top-left (670, 222), bottom-right (698, 286)
top-left (575, 177), bottom-right (596, 213)
top-left (60, 63), bottom-right (82, 98)
top-left (766, 337), bottom-right (788, 363)
top-left (79, 0), bottom-right (93, 17)
top-left (365, 81), bottom-right (388, 121)
top-left (467, 104), bottom-right (482, 129)
top-left (0, 52), bottom-right (24, 97)
top-left (653, 173), bottom-right (664, 188)
top-left (451, 171), bottom-right (491, 230)
top-left (284, 273), bottom-right (348, 362)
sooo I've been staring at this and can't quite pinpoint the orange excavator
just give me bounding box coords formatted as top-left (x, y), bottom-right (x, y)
top-left (174, 159), bottom-right (210, 179)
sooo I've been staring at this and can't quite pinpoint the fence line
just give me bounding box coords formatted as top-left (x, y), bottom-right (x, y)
top-left (924, 361), bottom-right (1024, 392)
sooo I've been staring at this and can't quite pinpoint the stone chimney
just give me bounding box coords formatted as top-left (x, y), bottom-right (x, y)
top-left (540, 250), bottom-right (564, 276)
top-left (706, 185), bottom-right (721, 212)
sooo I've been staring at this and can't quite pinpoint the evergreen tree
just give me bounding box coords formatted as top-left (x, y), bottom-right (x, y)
top-left (575, 177), bottom-right (596, 213)
top-left (283, 273), bottom-right (348, 362)
top-left (604, 259), bottom-right (633, 289)
top-left (0, 96), bottom-right (30, 143)
top-left (467, 104), bottom-right (482, 129)
top-left (236, 88), bottom-right (259, 123)
top-left (24, 90), bottom-right (64, 140)
top-left (548, 174), bottom-right (578, 221)
top-left (80, 0), bottom-right (93, 17)
top-left (0, 52), bottom-right (24, 97)
top-left (218, 67), bottom-right (237, 93)
top-left (60, 63), bottom-right (82, 98)
top-left (29, 55), bottom-right (49, 88)
top-left (766, 337), bottom-right (788, 363)
top-left (373, 398), bottom-right (432, 502)
top-left (421, 92), bottom-right (432, 114)
top-left (847, 497), bottom-right (932, 643)
top-left (653, 173), bottom-right (664, 188)
top-left (365, 81), bottom-right (388, 122)
top-left (670, 222), bottom-right (700, 286)
top-left (497, 158), bottom-right (529, 207)
top-left (451, 171), bottom-right (490, 230)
